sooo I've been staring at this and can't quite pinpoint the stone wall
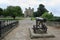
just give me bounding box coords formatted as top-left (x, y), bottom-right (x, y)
top-left (24, 7), bottom-right (34, 17)
top-left (46, 21), bottom-right (60, 27)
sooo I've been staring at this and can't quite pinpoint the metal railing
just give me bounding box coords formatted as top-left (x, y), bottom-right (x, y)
top-left (0, 20), bottom-right (19, 39)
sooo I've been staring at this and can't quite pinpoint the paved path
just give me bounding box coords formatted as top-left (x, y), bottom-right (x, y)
top-left (2, 18), bottom-right (60, 40)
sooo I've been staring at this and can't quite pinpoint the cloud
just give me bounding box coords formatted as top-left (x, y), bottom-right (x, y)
top-left (0, 3), bottom-right (9, 9)
top-left (0, 0), bottom-right (60, 16)
top-left (48, 0), bottom-right (60, 6)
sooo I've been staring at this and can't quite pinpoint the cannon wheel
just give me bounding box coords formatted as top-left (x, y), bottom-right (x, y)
top-left (33, 25), bottom-right (36, 33)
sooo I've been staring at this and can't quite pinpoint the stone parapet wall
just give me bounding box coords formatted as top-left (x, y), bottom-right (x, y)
top-left (46, 21), bottom-right (60, 27)
top-left (0, 20), bottom-right (19, 40)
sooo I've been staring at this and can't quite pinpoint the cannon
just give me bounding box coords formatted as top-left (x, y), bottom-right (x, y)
top-left (29, 17), bottom-right (55, 38)
top-left (33, 17), bottom-right (47, 34)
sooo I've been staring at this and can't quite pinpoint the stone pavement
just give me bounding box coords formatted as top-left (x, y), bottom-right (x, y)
top-left (2, 18), bottom-right (60, 40)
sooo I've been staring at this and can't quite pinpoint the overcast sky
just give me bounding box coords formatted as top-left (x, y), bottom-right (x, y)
top-left (0, 0), bottom-right (60, 16)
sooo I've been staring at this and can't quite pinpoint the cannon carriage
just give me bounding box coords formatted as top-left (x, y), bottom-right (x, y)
top-left (29, 17), bottom-right (55, 38)
top-left (33, 17), bottom-right (47, 34)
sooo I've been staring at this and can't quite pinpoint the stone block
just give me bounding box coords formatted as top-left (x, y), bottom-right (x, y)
top-left (29, 28), bottom-right (55, 39)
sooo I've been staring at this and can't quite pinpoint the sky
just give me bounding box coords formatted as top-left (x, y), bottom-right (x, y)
top-left (0, 0), bottom-right (60, 16)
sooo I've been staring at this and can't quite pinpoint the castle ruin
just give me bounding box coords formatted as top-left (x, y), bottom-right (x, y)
top-left (24, 7), bottom-right (34, 17)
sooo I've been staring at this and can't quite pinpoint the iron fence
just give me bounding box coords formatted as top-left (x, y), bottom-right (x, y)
top-left (0, 20), bottom-right (19, 39)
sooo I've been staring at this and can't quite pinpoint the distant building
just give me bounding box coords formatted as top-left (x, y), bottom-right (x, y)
top-left (24, 7), bottom-right (34, 17)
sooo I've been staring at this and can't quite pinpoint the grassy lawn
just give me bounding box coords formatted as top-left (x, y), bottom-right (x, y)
top-left (31, 17), bottom-right (35, 20)
top-left (0, 17), bottom-right (24, 20)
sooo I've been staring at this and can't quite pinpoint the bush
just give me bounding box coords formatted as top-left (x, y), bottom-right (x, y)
top-left (49, 17), bottom-right (60, 22)
top-left (41, 12), bottom-right (53, 20)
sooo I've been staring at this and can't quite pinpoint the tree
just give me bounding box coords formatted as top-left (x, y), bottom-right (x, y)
top-left (6, 6), bottom-right (23, 17)
top-left (33, 12), bottom-right (37, 17)
top-left (15, 6), bottom-right (23, 16)
top-left (3, 9), bottom-right (9, 17)
top-left (41, 12), bottom-right (53, 20)
top-left (2, 6), bottom-right (23, 19)
top-left (0, 8), bottom-right (3, 16)
top-left (37, 4), bottom-right (48, 17)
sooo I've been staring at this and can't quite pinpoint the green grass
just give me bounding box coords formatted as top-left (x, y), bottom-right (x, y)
top-left (31, 17), bottom-right (35, 20)
top-left (0, 17), bottom-right (24, 20)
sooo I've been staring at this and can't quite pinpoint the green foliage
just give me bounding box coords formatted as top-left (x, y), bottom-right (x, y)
top-left (49, 16), bottom-right (60, 22)
top-left (36, 4), bottom-right (48, 17)
top-left (33, 12), bottom-right (38, 17)
top-left (31, 17), bottom-right (35, 20)
top-left (41, 12), bottom-right (60, 22)
top-left (41, 12), bottom-right (53, 20)
top-left (2, 6), bottom-right (23, 17)
top-left (3, 9), bottom-right (9, 16)
top-left (0, 8), bottom-right (3, 16)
